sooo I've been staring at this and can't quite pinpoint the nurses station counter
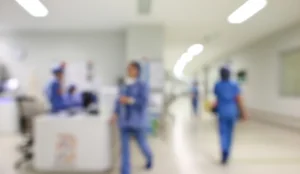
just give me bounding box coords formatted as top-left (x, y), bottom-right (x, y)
top-left (33, 114), bottom-right (112, 172)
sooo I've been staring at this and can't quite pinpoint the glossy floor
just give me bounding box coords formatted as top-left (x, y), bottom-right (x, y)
top-left (1, 100), bottom-right (300, 174)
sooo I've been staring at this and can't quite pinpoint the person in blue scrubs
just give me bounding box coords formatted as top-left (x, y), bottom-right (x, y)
top-left (111, 61), bottom-right (153, 174)
top-left (191, 81), bottom-right (200, 116)
top-left (65, 85), bottom-right (82, 110)
top-left (214, 66), bottom-right (247, 165)
top-left (47, 66), bottom-right (66, 113)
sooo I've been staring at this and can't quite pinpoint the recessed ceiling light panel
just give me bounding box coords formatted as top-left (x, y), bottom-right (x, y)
top-left (15, 0), bottom-right (49, 17)
top-left (228, 0), bottom-right (267, 24)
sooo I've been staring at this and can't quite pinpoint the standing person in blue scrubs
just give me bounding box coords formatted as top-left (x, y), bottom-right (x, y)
top-left (47, 66), bottom-right (66, 113)
top-left (214, 66), bottom-right (247, 165)
top-left (191, 81), bottom-right (200, 116)
top-left (111, 61), bottom-right (153, 174)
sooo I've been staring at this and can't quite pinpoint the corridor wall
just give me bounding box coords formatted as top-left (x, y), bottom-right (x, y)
top-left (0, 31), bottom-right (125, 101)
top-left (208, 22), bottom-right (300, 122)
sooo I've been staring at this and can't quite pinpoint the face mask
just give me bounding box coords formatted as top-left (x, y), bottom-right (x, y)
top-left (125, 77), bottom-right (136, 85)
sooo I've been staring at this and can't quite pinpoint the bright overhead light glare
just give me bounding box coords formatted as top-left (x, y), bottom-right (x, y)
top-left (173, 53), bottom-right (193, 79)
top-left (228, 0), bottom-right (267, 24)
top-left (173, 44), bottom-right (204, 80)
top-left (173, 59), bottom-right (185, 78)
top-left (187, 44), bottom-right (204, 56)
top-left (15, 0), bottom-right (49, 17)
top-left (181, 52), bottom-right (193, 62)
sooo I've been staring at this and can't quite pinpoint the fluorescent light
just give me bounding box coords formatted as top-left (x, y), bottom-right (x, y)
top-left (174, 59), bottom-right (185, 78)
top-left (181, 53), bottom-right (193, 62)
top-left (228, 0), bottom-right (267, 24)
top-left (15, 0), bottom-right (49, 17)
top-left (187, 44), bottom-right (204, 56)
top-left (173, 53), bottom-right (193, 79)
top-left (173, 44), bottom-right (204, 79)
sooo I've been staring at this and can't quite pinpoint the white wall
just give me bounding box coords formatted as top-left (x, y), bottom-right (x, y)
top-left (164, 40), bottom-right (188, 73)
top-left (208, 23), bottom-right (300, 118)
top-left (126, 25), bottom-right (164, 61)
top-left (0, 31), bottom-right (125, 100)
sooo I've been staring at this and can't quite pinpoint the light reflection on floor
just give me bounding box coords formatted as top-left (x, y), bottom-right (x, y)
top-left (172, 112), bottom-right (203, 174)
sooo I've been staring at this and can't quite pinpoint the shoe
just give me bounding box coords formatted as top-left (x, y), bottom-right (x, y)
top-left (145, 160), bottom-right (152, 170)
top-left (221, 151), bottom-right (229, 165)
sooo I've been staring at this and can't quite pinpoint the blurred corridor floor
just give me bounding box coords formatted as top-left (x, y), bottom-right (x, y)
top-left (1, 99), bottom-right (300, 174)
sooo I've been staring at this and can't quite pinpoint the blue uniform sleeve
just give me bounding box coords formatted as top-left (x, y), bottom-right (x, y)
top-left (131, 83), bottom-right (148, 110)
top-left (76, 94), bottom-right (83, 106)
top-left (69, 94), bottom-right (82, 108)
top-left (214, 83), bottom-right (219, 97)
top-left (114, 97), bottom-right (121, 115)
top-left (51, 81), bottom-right (60, 96)
top-left (114, 88), bottom-right (122, 115)
top-left (48, 81), bottom-right (60, 102)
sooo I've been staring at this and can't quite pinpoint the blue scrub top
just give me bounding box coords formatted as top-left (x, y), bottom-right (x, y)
top-left (47, 79), bottom-right (65, 113)
top-left (214, 81), bottom-right (240, 119)
top-left (114, 81), bottom-right (148, 129)
top-left (64, 93), bottom-right (82, 109)
top-left (191, 86), bottom-right (199, 102)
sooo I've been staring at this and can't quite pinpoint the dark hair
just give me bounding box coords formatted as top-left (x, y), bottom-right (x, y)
top-left (129, 61), bottom-right (141, 76)
top-left (220, 67), bottom-right (230, 81)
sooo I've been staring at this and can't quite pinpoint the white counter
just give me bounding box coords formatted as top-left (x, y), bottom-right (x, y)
top-left (33, 114), bottom-right (112, 172)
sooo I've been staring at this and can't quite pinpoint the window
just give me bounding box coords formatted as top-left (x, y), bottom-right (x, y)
top-left (280, 48), bottom-right (300, 96)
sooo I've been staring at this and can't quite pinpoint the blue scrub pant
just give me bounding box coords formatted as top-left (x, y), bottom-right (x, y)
top-left (192, 99), bottom-right (199, 115)
top-left (218, 117), bottom-right (236, 155)
top-left (120, 127), bottom-right (152, 174)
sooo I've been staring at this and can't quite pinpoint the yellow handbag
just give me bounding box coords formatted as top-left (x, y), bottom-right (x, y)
top-left (204, 100), bottom-right (213, 112)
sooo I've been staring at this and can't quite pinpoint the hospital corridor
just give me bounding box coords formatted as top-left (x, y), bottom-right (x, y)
top-left (1, 0), bottom-right (300, 174)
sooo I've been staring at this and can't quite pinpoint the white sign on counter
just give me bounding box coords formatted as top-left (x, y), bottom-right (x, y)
top-left (34, 115), bottom-right (112, 172)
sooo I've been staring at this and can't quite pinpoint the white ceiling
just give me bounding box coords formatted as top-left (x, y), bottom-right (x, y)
top-left (1, 0), bottom-right (300, 74)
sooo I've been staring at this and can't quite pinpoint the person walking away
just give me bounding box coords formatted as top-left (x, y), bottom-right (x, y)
top-left (214, 66), bottom-right (247, 165)
top-left (191, 81), bottom-right (200, 116)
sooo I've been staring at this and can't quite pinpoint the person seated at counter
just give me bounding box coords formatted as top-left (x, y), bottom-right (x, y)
top-left (46, 65), bottom-right (66, 113)
top-left (65, 84), bottom-right (82, 112)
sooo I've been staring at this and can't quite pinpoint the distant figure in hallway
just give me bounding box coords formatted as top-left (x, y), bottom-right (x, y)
top-left (214, 66), bottom-right (247, 165)
top-left (111, 61), bottom-right (153, 174)
top-left (191, 81), bottom-right (200, 116)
